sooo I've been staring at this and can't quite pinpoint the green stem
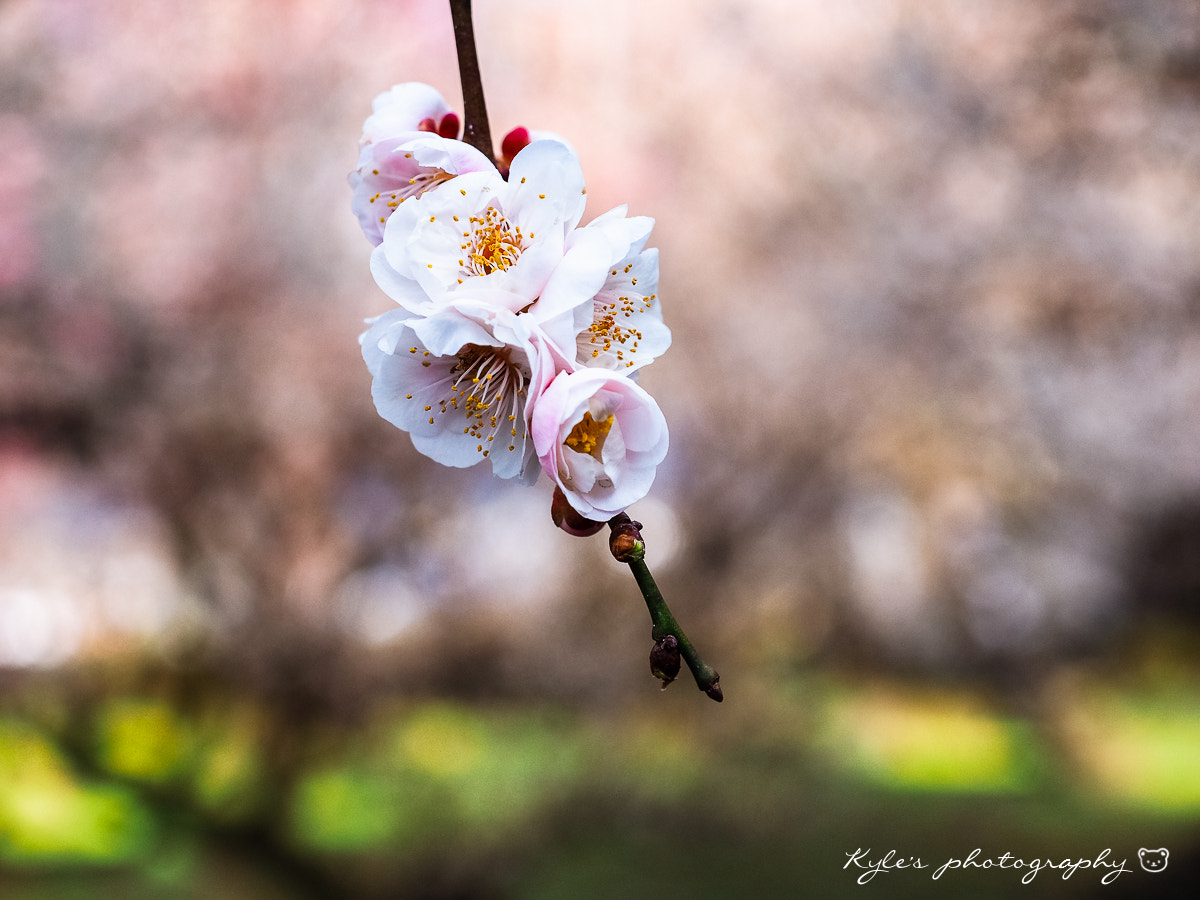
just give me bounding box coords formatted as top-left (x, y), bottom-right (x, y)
top-left (610, 515), bottom-right (723, 702)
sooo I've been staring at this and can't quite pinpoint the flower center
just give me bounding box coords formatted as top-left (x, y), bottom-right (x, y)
top-left (369, 165), bottom-right (456, 223)
top-left (581, 285), bottom-right (657, 368)
top-left (462, 206), bottom-right (524, 275)
top-left (438, 344), bottom-right (527, 457)
top-left (564, 411), bottom-right (613, 460)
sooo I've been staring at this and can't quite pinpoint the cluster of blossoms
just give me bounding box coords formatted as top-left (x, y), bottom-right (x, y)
top-left (352, 83), bottom-right (671, 523)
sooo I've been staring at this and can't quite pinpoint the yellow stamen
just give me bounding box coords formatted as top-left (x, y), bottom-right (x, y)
top-left (564, 411), bottom-right (614, 460)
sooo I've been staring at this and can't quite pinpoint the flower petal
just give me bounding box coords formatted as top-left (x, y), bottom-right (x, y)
top-left (363, 83), bottom-right (452, 144)
top-left (505, 140), bottom-right (588, 240)
top-left (530, 368), bottom-right (668, 520)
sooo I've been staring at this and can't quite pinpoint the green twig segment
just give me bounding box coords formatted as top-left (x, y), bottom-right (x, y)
top-left (610, 515), bottom-right (723, 702)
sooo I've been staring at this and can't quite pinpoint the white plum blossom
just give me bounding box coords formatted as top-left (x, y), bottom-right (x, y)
top-left (361, 301), bottom-right (560, 483)
top-left (360, 83), bottom-right (457, 144)
top-left (353, 82), bottom-right (672, 520)
top-left (351, 135), bottom-right (498, 246)
top-left (567, 206), bottom-right (671, 373)
top-left (530, 367), bottom-right (669, 521)
top-left (350, 83), bottom-right (496, 245)
top-left (369, 140), bottom-right (594, 321)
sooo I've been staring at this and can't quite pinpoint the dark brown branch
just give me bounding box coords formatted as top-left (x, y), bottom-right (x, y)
top-left (449, 0), bottom-right (497, 166)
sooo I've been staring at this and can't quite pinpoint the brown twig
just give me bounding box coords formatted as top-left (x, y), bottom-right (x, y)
top-left (448, 0), bottom-right (497, 166)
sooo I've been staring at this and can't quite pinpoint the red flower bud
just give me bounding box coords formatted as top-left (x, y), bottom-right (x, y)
top-left (437, 112), bottom-right (461, 139)
top-left (501, 126), bottom-right (531, 161)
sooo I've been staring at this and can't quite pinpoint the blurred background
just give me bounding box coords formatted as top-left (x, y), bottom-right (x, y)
top-left (2, 0), bottom-right (1200, 896)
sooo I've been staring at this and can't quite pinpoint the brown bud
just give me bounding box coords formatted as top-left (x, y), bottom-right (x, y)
top-left (649, 634), bottom-right (680, 687)
top-left (550, 486), bottom-right (605, 537)
top-left (608, 520), bottom-right (644, 562)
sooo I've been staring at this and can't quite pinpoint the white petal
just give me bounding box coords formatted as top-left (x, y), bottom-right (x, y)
top-left (405, 135), bottom-right (497, 177)
top-left (529, 368), bottom-right (668, 520)
top-left (364, 83), bottom-right (451, 143)
top-left (369, 244), bottom-right (431, 311)
top-left (410, 310), bottom-right (502, 357)
top-left (505, 141), bottom-right (587, 239)
top-left (537, 227), bottom-right (620, 321)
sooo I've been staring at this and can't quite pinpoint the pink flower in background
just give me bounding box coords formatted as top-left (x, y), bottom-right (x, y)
top-left (0, 118), bottom-right (42, 290)
top-left (531, 367), bottom-right (669, 521)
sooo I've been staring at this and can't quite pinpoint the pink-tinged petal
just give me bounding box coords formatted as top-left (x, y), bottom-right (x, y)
top-left (551, 486), bottom-right (607, 536)
top-left (363, 83), bottom-right (452, 144)
top-left (351, 133), bottom-right (499, 246)
top-left (351, 138), bottom-right (423, 245)
top-left (529, 368), bottom-right (668, 521)
top-left (362, 305), bottom-right (542, 481)
top-left (404, 135), bottom-right (496, 178)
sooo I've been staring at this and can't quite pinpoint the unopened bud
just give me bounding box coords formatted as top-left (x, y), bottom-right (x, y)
top-left (608, 519), bottom-right (644, 562)
top-left (550, 486), bottom-right (605, 537)
top-left (437, 112), bottom-right (461, 139)
top-left (650, 634), bottom-right (680, 687)
top-left (501, 126), bottom-right (531, 161)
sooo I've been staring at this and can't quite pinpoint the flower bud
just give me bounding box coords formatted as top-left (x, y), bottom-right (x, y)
top-left (608, 518), bottom-right (644, 562)
top-left (437, 111), bottom-right (461, 139)
top-left (649, 634), bottom-right (680, 687)
top-left (501, 126), bottom-right (531, 161)
top-left (550, 485), bottom-right (605, 537)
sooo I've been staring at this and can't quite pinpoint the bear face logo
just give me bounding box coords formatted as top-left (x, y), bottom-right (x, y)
top-left (1138, 848), bottom-right (1168, 873)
